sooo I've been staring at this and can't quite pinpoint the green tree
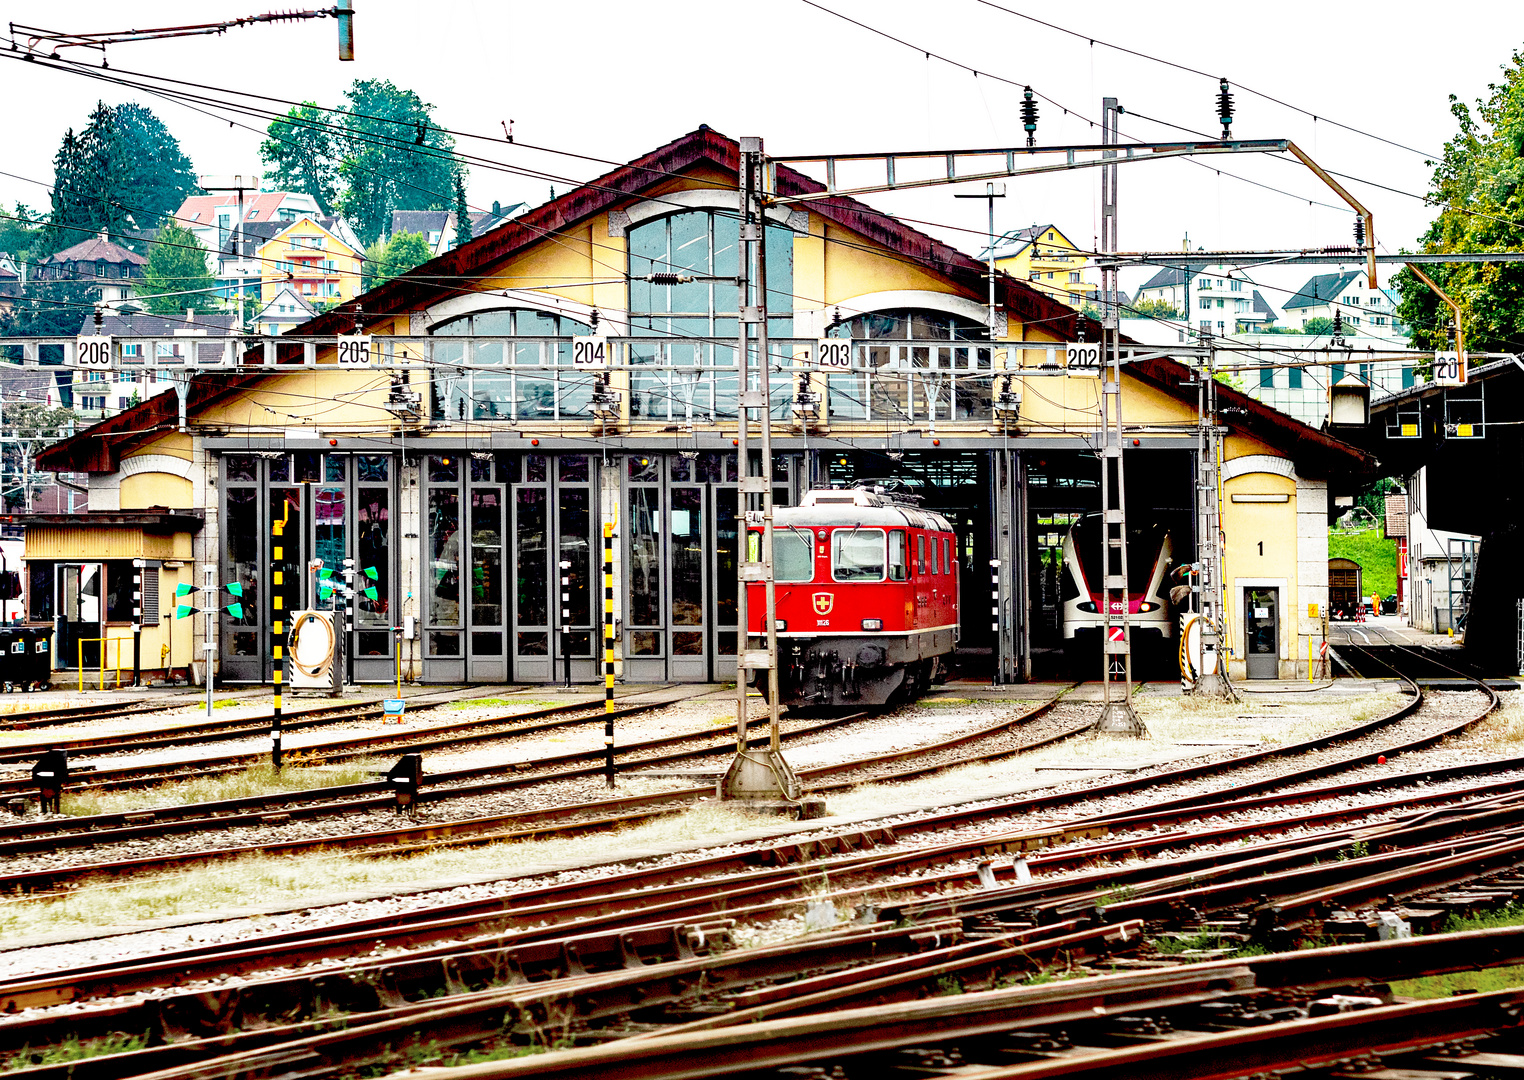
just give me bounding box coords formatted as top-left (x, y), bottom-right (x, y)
top-left (1301, 316), bottom-right (1336, 335)
top-left (41, 102), bottom-right (197, 257)
top-left (1395, 49), bottom-right (1524, 352)
top-left (0, 277), bottom-right (99, 337)
top-left (0, 203), bottom-right (43, 263)
top-left (1126, 298), bottom-right (1182, 319)
top-left (134, 223), bottom-right (218, 315)
top-left (453, 169), bottom-right (473, 250)
top-left (0, 401), bottom-right (79, 511)
top-left (260, 102), bottom-right (339, 215)
top-left (362, 230), bottom-right (433, 291)
top-left (260, 81), bottom-right (460, 248)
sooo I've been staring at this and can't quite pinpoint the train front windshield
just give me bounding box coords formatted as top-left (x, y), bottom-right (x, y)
top-left (1067, 517), bottom-right (1168, 594)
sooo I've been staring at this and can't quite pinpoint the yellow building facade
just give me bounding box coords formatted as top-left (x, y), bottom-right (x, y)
top-left (991, 224), bottom-right (1099, 310)
top-left (257, 216), bottom-right (363, 311)
top-left (33, 129), bottom-right (1364, 686)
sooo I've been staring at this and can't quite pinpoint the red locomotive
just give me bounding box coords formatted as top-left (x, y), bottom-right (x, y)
top-left (745, 488), bottom-right (959, 709)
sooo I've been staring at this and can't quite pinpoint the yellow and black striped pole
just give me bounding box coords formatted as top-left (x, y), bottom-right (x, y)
top-left (271, 503), bottom-right (289, 770)
top-left (603, 521), bottom-right (615, 787)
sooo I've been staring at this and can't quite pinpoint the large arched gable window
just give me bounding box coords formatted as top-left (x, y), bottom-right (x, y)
top-left (429, 307), bottom-right (592, 421)
top-left (625, 210), bottom-right (794, 421)
top-left (822, 307), bottom-right (992, 421)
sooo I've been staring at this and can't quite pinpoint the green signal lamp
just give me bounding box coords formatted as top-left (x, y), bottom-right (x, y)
top-left (175, 603), bottom-right (197, 619)
top-left (319, 585), bottom-right (335, 601)
top-left (318, 568), bottom-right (334, 580)
top-left (225, 602), bottom-right (244, 620)
top-left (363, 585), bottom-right (379, 601)
top-left (175, 583), bottom-right (198, 598)
top-left (362, 566), bottom-right (379, 581)
top-left (224, 582), bottom-right (244, 598)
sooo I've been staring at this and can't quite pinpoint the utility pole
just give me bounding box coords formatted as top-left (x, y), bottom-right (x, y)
top-left (719, 137), bottom-right (799, 806)
top-left (198, 174), bottom-right (260, 331)
top-left (1193, 344), bottom-right (1236, 699)
top-left (1092, 97), bottom-right (1145, 736)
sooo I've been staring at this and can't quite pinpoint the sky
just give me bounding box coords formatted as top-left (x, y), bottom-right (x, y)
top-left (2, 0), bottom-right (1522, 308)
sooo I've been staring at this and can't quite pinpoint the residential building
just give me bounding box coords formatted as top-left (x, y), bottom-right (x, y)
top-left (1282, 271), bottom-right (1403, 339)
top-left (0, 253), bottom-right (20, 315)
top-left (69, 310), bottom-right (238, 420)
top-left (175, 191), bottom-right (323, 268)
top-left (986, 224), bottom-right (1098, 309)
top-left (1132, 263), bottom-right (1278, 338)
top-left (217, 216), bottom-right (361, 316)
top-left (388, 204), bottom-right (526, 257)
top-left (257, 216), bottom-right (364, 311)
top-left (252, 283), bottom-right (316, 336)
top-left (31, 235), bottom-right (145, 305)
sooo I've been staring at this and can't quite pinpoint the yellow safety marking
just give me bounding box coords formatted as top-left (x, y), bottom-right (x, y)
top-left (606, 674), bottom-right (616, 687)
top-left (273, 645), bottom-right (283, 659)
top-left (274, 620), bottom-right (283, 634)
top-left (273, 597), bottom-right (283, 610)
top-left (274, 546), bottom-right (283, 560)
top-left (604, 599), bottom-right (614, 611)
top-left (273, 571), bottom-right (283, 585)
top-left (273, 669), bottom-right (282, 683)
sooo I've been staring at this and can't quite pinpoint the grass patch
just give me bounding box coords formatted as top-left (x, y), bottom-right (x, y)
top-left (1153, 931), bottom-right (1266, 958)
top-left (60, 761), bottom-right (379, 817)
top-left (1451, 697), bottom-right (1524, 753)
top-left (1, 1032), bottom-right (148, 1071)
top-left (450, 698), bottom-right (560, 710)
top-left (923, 698), bottom-right (976, 708)
top-left (0, 794), bottom-right (760, 941)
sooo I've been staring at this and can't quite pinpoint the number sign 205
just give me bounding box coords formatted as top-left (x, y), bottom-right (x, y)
top-left (75, 336), bottom-right (113, 368)
top-left (1065, 343), bottom-right (1101, 374)
top-left (337, 335), bottom-right (373, 367)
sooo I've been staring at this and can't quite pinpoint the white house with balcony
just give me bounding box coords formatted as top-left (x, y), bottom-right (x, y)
top-left (1282, 271), bottom-right (1403, 340)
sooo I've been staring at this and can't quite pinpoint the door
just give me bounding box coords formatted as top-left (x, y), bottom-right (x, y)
top-left (56, 563), bottom-right (103, 669)
top-left (1245, 586), bottom-right (1279, 679)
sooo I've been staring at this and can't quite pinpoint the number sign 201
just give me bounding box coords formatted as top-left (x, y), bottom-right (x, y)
top-left (816, 340), bottom-right (852, 369)
top-left (572, 337), bottom-right (608, 367)
top-left (1065, 343), bottom-right (1101, 374)
top-left (337, 335), bottom-right (373, 367)
top-left (75, 336), bottom-right (113, 368)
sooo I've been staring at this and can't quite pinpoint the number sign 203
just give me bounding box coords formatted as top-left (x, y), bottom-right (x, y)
top-left (816, 340), bottom-right (852, 369)
top-left (75, 336), bottom-right (113, 369)
top-left (572, 337), bottom-right (608, 367)
top-left (1065, 343), bottom-right (1101, 375)
top-left (337, 335), bottom-right (373, 367)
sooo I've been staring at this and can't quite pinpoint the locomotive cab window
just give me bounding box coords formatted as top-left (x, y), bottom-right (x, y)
top-left (833, 528), bottom-right (886, 582)
top-left (916, 534), bottom-right (926, 575)
top-left (888, 531), bottom-right (907, 581)
top-left (774, 530), bottom-right (815, 583)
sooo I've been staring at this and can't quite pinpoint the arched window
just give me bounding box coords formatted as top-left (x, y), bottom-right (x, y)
top-left (429, 308), bottom-right (592, 421)
top-left (626, 210), bottom-right (794, 420)
top-left (824, 307), bottom-right (992, 422)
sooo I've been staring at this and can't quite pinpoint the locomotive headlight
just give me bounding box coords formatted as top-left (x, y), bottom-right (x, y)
top-left (1137, 602), bottom-right (1157, 612)
top-left (775, 619), bottom-right (787, 631)
top-left (861, 618), bottom-right (883, 631)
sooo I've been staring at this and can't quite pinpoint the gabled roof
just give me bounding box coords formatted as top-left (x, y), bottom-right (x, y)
top-left (1252, 289), bottom-right (1276, 320)
top-left (390, 210), bottom-right (450, 236)
top-left (1137, 265), bottom-right (1191, 291)
top-left (254, 285), bottom-right (316, 321)
top-left (305, 126), bottom-right (1096, 343)
top-left (39, 236), bottom-right (146, 266)
top-left (86, 311), bottom-right (238, 337)
top-left (176, 192), bottom-right (317, 226)
top-left (1284, 271), bottom-right (1362, 310)
top-left (257, 215), bottom-right (359, 256)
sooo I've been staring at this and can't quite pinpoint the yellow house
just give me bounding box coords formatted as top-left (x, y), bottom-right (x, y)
top-left (990, 224), bottom-right (1099, 310)
top-left (258, 216), bottom-right (363, 311)
top-left (33, 129), bottom-right (1369, 687)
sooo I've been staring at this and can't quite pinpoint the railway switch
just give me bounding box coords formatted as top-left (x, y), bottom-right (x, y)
top-left (32, 748), bottom-right (67, 813)
top-left (384, 753), bottom-right (423, 814)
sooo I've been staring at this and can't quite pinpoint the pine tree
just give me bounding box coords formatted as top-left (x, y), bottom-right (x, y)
top-left (134, 223), bottom-right (218, 315)
top-left (453, 170), bottom-right (472, 251)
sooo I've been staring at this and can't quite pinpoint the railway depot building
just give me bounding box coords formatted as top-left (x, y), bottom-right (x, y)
top-left (28, 128), bottom-right (1370, 686)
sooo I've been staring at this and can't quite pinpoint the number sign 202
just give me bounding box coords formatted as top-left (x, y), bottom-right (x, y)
top-left (1065, 343), bottom-right (1101, 375)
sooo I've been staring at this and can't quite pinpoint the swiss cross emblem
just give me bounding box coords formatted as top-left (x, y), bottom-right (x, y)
top-left (812, 592), bottom-right (834, 615)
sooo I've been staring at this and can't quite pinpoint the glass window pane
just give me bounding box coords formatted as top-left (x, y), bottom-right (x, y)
top-left (774, 530), bottom-right (814, 582)
top-left (357, 454), bottom-right (389, 483)
top-left (526, 454), bottom-right (547, 483)
top-left (628, 486), bottom-right (661, 626)
top-left (833, 528), bottom-right (886, 582)
top-left (515, 488), bottom-right (547, 628)
top-left (558, 455), bottom-right (588, 483)
top-left (559, 488), bottom-right (591, 626)
top-left (473, 310), bottom-right (514, 335)
top-left (427, 488), bottom-right (460, 626)
top-left (472, 489), bottom-right (503, 628)
top-left (429, 631), bottom-right (461, 656)
top-left (429, 455), bottom-right (458, 483)
top-left (357, 489), bottom-right (389, 626)
top-left (226, 488), bottom-right (259, 624)
top-left (627, 455), bottom-right (658, 483)
top-left (518, 631), bottom-right (548, 656)
top-left (496, 454), bottom-right (520, 485)
top-left (470, 457), bottom-right (492, 483)
top-left (314, 486), bottom-right (345, 577)
top-left (268, 456), bottom-right (291, 483)
top-left (324, 455), bottom-right (346, 483)
top-left (29, 562), bottom-right (53, 621)
top-left (225, 455), bottom-right (257, 482)
top-left (670, 487), bottom-right (702, 627)
top-left (889, 530), bottom-right (907, 581)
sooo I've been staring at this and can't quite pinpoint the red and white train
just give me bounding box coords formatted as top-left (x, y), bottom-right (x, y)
top-left (745, 488), bottom-right (959, 709)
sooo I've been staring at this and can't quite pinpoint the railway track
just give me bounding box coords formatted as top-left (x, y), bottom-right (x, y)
top-left (1, 652), bottom-right (1513, 1079)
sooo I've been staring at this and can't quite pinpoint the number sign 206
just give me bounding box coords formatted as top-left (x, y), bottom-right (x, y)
top-left (1065, 343), bottom-right (1101, 374)
top-left (75, 336), bottom-right (113, 368)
